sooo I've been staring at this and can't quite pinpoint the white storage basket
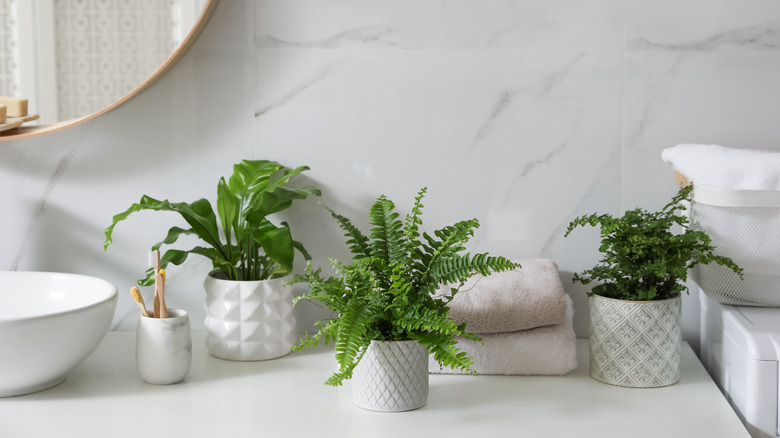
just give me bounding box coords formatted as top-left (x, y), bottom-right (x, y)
top-left (690, 185), bottom-right (780, 307)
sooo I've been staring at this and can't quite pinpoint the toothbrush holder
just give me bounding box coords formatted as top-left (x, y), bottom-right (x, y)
top-left (136, 308), bottom-right (192, 385)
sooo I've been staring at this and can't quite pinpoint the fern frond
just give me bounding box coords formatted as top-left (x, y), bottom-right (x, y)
top-left (291, 264), bottom-right (351, 314)
top-left (321, 204), bottom-right (370, 258)
top-left (433, 220), bottom-right (479, 249)
top-left (411, 331), bottom-right (478, 375)
top-left (325, 345), bottom-right (368, 387)
top-left (395, 306), bottom-right (462, 337)
top-left (291, 319), bottom-right (338, 351)
top-left (404, 187), bottom-right (427, 253)
top-left (431, 253), bottom-right (518, 285)
top-left (420, 219), bottom-right (480, 272)
top-left (368, 196), bottom-right (406, 265)
top-left (383, 264), bottom-right (413, 310)
top-left (330, 297), bottom-right (373, 386)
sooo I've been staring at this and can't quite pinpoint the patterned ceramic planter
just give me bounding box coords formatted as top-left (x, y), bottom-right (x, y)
top-left (203, 271), bottom-right (296, 361)
top-left (589, 293), bottom-right (681, 388)
top-left (352, 340), bottom-right (429, 412)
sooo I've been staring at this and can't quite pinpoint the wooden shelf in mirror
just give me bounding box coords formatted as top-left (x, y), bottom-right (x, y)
top-left (0, 0), bottom-right (220, 141)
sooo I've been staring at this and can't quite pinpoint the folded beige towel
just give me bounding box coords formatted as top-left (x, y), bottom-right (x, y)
top-left (430, 295), bottom-right (577, 376)
top-left (438, 258), bottom-right (568, 333)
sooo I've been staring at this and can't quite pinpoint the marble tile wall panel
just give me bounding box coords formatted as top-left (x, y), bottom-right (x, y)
top-left (627, 0), bottom-right (780, 52)
top-left (254, 0), bottom-right (624, 51)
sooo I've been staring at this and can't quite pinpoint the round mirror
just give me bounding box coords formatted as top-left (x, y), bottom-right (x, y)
top-left (0, 0), bottom-right (219, 140)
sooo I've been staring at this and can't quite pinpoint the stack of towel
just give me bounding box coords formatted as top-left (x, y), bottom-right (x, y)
top-left (430, 258), bottom-right (577, 376)
top-left (662, 143), bottom-right (780, 190)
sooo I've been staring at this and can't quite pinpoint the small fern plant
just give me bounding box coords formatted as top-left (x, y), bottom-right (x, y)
top-left (564, 184), bottom-right (743, 301)
top-left (290, 188), bottom-right (518, 386)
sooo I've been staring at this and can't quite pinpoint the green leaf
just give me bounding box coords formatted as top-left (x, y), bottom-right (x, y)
top-left (328, 298), bottom-right (373, 386)
top-left (292, 239), bottom-right (312, 261)
top-left (246, 186), bottom-right (321, 225)
top-left (565, 183), bottom-right (743, 300)
top-left (216, 177), bottom-right (237, 248)
top-left (138, 246), bottom-right (228, 286)
top-left (368, 196), bottom-right (406, 264)
top-left (321, 204), bottom-right (370, 258)
top-left (104, 195), bottom-right (223, 253)
top-left (251, 221), bottom-right (295, 276)
top-left (404, 187), bottom-right (427, 252)
top-left (227, 160), bottom-right (283, 221)
top-left (431, 254), bottom-right (518, 285)
top-left (151, 226), bottom-right (196, 251)
top-left (410, 330), bottom-right (477, 375)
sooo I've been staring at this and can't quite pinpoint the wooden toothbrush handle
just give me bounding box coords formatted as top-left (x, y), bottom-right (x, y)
top-left (153, 250), bottom-right (161, 318)
top-left (153, 289), bottom-right (161, 318)
top-left (156, 271), bottom-right (168, 319)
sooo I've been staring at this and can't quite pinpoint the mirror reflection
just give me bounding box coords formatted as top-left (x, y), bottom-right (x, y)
top-left (0, 0), bottom-right (207, 126)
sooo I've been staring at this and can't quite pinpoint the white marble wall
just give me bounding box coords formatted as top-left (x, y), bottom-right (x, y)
top-left (3, 0), bottom-right (780, 348)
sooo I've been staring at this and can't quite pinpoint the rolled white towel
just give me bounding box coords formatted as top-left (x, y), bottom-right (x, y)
top-left (662, 143), bottom-right (780, 190)
top-left (430, 295), bottom-right (577, 376)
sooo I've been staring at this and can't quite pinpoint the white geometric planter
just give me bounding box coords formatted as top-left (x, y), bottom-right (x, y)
top-left (589, 293), bottom-right (681, 388)
top-left (352, 340), bottom-right (429, 412)
top-left (203, 271), bottom-right (295, 361)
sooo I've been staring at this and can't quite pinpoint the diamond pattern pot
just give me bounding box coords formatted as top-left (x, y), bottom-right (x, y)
top-left (203, 271), bottom-right (295, 361)
top-left (352, 340), bottom-right (429, 412)
top-left (589, 293), bottom-right (681, 388)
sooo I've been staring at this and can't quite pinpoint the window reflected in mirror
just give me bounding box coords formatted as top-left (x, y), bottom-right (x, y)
top-left (0, 0), bottom-right (206, 125)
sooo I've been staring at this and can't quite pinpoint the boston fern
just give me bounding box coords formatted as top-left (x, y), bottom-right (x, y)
top-left (564, 184), bottom-right (742, 301)
top-left (104, 160), bottom-right (320, 285)
top-left (291, 188), bottom-right (518, 386)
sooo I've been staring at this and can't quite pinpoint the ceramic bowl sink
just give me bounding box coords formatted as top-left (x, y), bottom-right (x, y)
top-left (0, 271), bottom-right (117, 397)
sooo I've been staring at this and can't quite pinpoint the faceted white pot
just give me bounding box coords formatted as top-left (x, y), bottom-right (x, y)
top-left (203, 271), bottom-right (295, 361)
top-left (352, 340), bottom-right (429, 412)
top-left (589, 293), bottom-right (681, 388)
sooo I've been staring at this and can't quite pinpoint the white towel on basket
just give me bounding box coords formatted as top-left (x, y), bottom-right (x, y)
top-left (662, 143), bottom-right (780, 190)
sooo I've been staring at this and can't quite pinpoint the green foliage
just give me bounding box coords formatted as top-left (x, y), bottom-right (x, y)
top-left (291, 188), bottom-right (519, 386)
top-left (564, 184), bottom-right (743, 301)
top-left (104, 160), bottom-right (320, 285)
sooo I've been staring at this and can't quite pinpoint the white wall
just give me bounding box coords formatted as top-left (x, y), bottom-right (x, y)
top-left (3, 0), bottom-right (780, 349)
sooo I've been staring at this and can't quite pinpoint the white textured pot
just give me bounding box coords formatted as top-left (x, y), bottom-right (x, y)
top-left (589, 293), bottom-right (681, 388)
top-left (203, 271), bottom-right (295, 361)
top-left (352, 340), bottom-right (429, 412)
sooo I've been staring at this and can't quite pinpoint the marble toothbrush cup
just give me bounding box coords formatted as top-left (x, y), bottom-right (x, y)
top-left (136, 308), bottom-right (192, 384)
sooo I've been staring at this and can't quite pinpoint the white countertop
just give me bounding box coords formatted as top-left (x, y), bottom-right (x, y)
top-left (1, 333), bottom-right (750, 438)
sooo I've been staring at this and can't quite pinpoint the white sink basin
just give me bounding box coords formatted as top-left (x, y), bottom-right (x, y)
top-left (0, 271), bottom-right (117, 397)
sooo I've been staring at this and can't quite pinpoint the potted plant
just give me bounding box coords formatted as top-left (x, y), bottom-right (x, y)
top-left (564, 184), bottom-right (742, 387)
top-left (291, 188), bottom-right (518, 411)
top-left (104, 160), bottom-right (320, 361)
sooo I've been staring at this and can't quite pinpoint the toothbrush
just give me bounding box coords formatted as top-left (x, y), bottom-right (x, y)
top-left (130, 286), bottom-right (150, 317)
top-left (156, 268), bottom-right (168, 319)
top-left (152, 250), bottom-right (161, 318)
